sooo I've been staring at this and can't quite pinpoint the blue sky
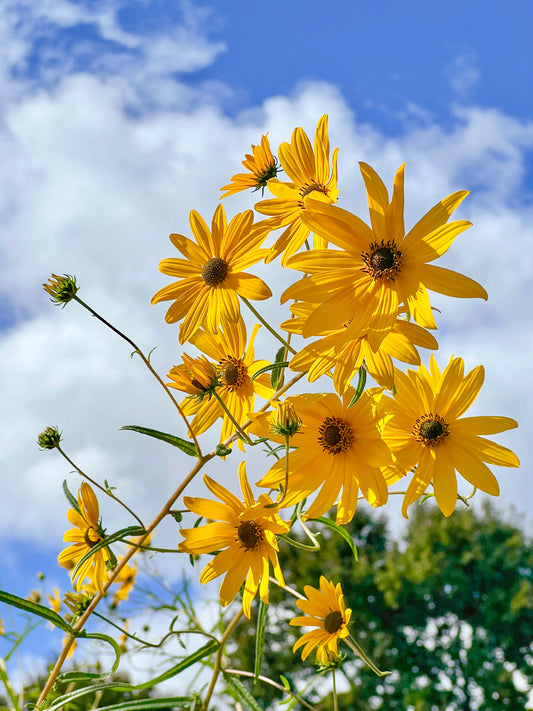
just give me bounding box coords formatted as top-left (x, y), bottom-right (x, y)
top-left (0, 0), bottom-right (531, 689)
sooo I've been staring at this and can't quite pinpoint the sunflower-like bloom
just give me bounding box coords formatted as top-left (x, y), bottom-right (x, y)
top-left (58, 483), bottom-right (111, 594)
top-left (283, 163), bottom-right (487, 349)
top-left (178, 463), bottom-right (290, 618)
top-left (282, 302), bottom-right (438, 393)
top-left (151, 204), bottom-right (272, 344)
top-left (290, 576), bottom-right (351, 661)
top-left (220, 134), bottom-right (279, 198)
top-left (381, 355), bottom-right (520, 518)
top-left (252, 391), bottom-right (394, 523)
top-left (46, 587), bottom-right (62, 614)
top-left (254, 115), bottom-right (339, 266)
top-left (176, 320), bottom-right (273, 445)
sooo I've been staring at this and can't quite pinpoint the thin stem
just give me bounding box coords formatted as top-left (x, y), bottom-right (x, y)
top-left (268, 576), bottom-right (306, 601)
top-left (212, 391), bottom-right (252, 445)
top-left (344, 634), bottom-right (391, 677)
top-left (37, 452), bottom-right (212, 706)
top-left (240, 296), bottom-right (296, 355)
top-left (223, 669), bottom-right (316, 711)
top-left (332, 668), bottom-right (338, 711)
top-left (0, 659), bottom-right (22, 711)
top-left (73, 295), bottom-right (202, 457)
top-left (202, 608), bottom-right (243, 711)
top-left (57, 445), bottom-right (145, 529)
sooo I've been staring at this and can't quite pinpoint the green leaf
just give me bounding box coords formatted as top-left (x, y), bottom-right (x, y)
top-left (0, 590), bottom-right (74, 634)
top-left (62, 480), bottom-right (80, 513)
top-left (133, 640), bottom-right (219, 690)
top-left (46, 683), bottom-right (138, 711)
top-left (72, 526), bottom-right (146, 580)
top-left (348, 366), bottom-right (367, 407)
top-left (223, 673), bottom-right (263, 711)
top-left (251, 358), bottom-right (289, 384)
top-left (273, 347), bottom-right (289, 389)
top-left (254, 601), bottom-right (267, 682)
top-left (81, 632), bottom-right (122, 672)
top-left (97, 699), bottom-right (193, 711)
top-left (313, 517), bottom-right (358, 561)
top-left (120, 425), bottom-right (198, 457)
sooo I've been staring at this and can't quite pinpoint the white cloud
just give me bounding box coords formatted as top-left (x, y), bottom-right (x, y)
top-left (447, 49), bottom-right (480, 98)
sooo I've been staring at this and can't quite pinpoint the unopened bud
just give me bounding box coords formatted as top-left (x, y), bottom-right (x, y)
top-left (37, 426), bottom-right (62, 450)
top-left (271, 401), bottom-right (302, 438)
top-left (43, 274), bottom-right (79, 306)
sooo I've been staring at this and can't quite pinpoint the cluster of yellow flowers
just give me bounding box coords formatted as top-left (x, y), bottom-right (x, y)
top-left (59, 115), bottom-right (520, 663)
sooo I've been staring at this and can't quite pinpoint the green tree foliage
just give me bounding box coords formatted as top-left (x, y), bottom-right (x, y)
top-left (228, 502), bottom-right (533, 710)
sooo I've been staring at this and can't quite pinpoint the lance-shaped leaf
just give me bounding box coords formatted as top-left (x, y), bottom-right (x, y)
top-left (0, 590), bottom-right (74, 634)
top-left (313, 516), bottom-right (358, 561)
top-left (120, 425), bottom-right (198, 457)
top-left (348, 366), bottom-right (367, 408)
top-left (71, 526), bottom-right (146, 580)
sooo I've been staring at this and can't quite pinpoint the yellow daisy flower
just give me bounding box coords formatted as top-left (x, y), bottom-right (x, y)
top-left (166, 353), bottom-right (217, 397)
top-left (283, 163), bottom-right (487, 349)
top-left (253, 391), bottom-right (394, 524)
top-left (175, 320), bottom-right (273, 445)
top-left (283, 302), bottom-right (438, 393)
top-left (381, 355), bottom-right (520, 518)
top-left (290, 576), bottom-right (351, 661)
top-left (151, 204), bottom-right (272, 344)
top-left (220, 133), bottom-right (279, 198)
top-left (111, 563), bottom-right (137, 607)
top-left (178, 462), bottom-right (290, 618)
top-left (58, 482), bottom-right (111, 595)
top-left (254, 114), bottom-right (339, 266)
top-left (46, 587), bottom-right (62, 614)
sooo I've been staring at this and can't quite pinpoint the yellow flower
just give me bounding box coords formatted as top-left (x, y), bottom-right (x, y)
top-left (283, 163), bottom-right (487, 349)
top-left (220, 133), bottom-right (279, 197)
top-left (166, 354), bottom-right (217, 397)
top-left (178, 462), bottom-right (290, 618)
top-left (58, 483), bottom-right (111, 594)
top-left (254, 115), bottom-right (339, 266)
top-left (151, 204), bottom-right (272, 343)
top-left (46, 587), bottom-right (62, 614)
top-left (283, 302), bottom-right (438, 393)
top-left (381, 355), bottom-right (520, 517)
top-left (253, 391), bottom-right (395, 524)
top-left (111, 563), bottom-right (138, 607)
top-left (290, 576), bottom-right (351, 661)
top-left (178, 320), bottom-right (273, 445)
top-left (0, 619), bottom-right (5, 636)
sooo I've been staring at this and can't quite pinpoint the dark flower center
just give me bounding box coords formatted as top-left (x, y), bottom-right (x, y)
top-left (324, 610), bottom-right (344, 634)
top-left (237, 520), bottom-right (263, 551)
top-left (202, 257), bottom-right (228, 286)
top-left (361, 240), bottom-right (403, 281)
top-left (413, 413), bottom-right (449, 447)
top-left (83, 526), bottom-right (102, 548)
top-left (318, 416), bottom-right (354, 455)
top-left (218, 357), bottom-right (246, 390)
top-left (298, 182), bottom-right (329, 208)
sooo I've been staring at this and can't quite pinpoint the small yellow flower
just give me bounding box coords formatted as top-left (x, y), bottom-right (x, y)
top-left (46, 587), bottom-right (62, 614)
top-left (0, 619), bottom-right (5, 636)
top-left (178, 462), bottom-right (290, 618)
top-left (151, 204), bottom-right (272, 343)
top-left (290, 576), bottom-right (351, 661)
top-left (254, 115), bottom-right (339, 266)
top-left (58, 483), bottom-right (111, 594)
top-left (167, 354), bottom-right (218, 398)
top-left (381, 355), bottom-right (520, 517)
top-left (111, 563), bottom-right (137, 607)
top-left (220, 133), bottom-right (279, 197)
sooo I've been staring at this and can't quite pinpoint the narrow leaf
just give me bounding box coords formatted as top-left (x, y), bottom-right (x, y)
top-left (133, 640), bottom-right (219, 690)
top-left (0, 590), bottom-right (74, 634)
top-left (348, 366), bottom-right (367, 407)
top-left (272, 347), bottom-right (288, 389)
top-left (120, 425), bottom-right (198, 457)
top-left (254, 601), bottom-right (267, 682)
top-left (251, 360), bottom-right (289, 383)
top-left (223, 673), bottom-right (263, 711)
top-left (82, 632), bottom-right (122, 672)
top-left (72, 526), bottom-right (146, 579)
top-left (97, 699), bottom-right (193, 711)
top-left (313, 517), bottom-right (358, 561)
top-left (62, 480), bottom-right (80, 512)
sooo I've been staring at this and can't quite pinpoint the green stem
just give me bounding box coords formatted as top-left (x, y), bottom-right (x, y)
top-left (57, 445), bottom-right (145, 529)
top-left (73, 295), bottom-right (202, 457)
top-left (0, 658), bottom-right (22, 711)
top-left (202, 609), bottom-right (243, 711)
top-left (332, 668), bottom-right (338, 711)
top-left (212, 390), bottom-right (253, 445)
top-left (343, 634), bottom-right (391, 677)
top-left (240, 296), bottom-right (297, 355)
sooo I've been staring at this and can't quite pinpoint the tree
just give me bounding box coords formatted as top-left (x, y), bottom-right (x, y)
top-left (228, 501), bottom-right (533, 710)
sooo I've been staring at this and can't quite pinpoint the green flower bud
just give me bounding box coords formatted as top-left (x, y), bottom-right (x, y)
top-left (37, 426), bottom-right (62, 450)
top-left (43, 274), bottom-right (79, 306)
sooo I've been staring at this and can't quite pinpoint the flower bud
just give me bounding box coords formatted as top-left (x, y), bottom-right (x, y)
top-left (43, 274), bottom-right (79, 306)
top-left (37, 426), bottom-right (62, 450)
top-left (271, 401), bottom-right (302, 438)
